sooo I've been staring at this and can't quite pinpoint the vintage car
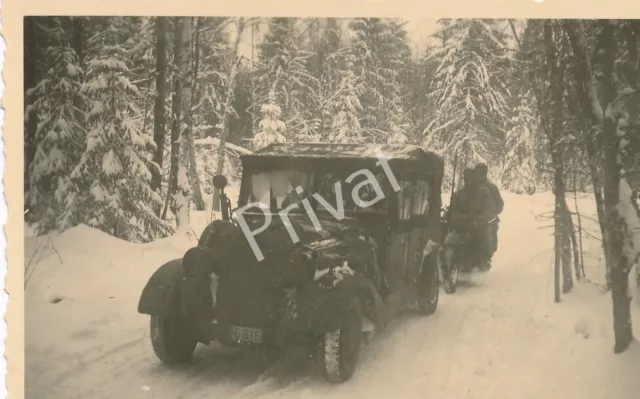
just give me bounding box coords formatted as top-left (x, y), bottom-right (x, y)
top-left (138, 143), bottom-right (449, 383)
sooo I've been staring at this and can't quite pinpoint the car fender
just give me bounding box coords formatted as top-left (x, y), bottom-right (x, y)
top-left (280, 271), bottom-right (389, 339)
top-left (420, 239), bottom-right (444, 279)
top-left (137, 258), bottom-right (184, 317)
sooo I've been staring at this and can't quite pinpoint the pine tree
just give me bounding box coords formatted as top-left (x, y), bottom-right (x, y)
top-left (387, 124), bottom-right (410, 144)
top-left (26, 45), bottom-right (85, 232)
top-left (502, 100), bottom-right (536, 194)
top-left (253, 93), bottom-right (287, 149)
top-left (255, 18), bottom-right (318, 141)
top-left (425, 19), bottom-right (511, 168)
top-left (348, 18), bottom-right (412, 141)
top-left (192, 17), bottom-right (231, 139)
top-left (328, 58), bottom-right (364, 144)
top-left (72, 19), bottom-right (172, 241)
top-left (312, 18), bottom-right (346, 140)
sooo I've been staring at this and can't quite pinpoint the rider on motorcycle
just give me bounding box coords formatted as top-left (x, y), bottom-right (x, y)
top-left (474, 163), bottom-right (503, 260)
top-left (449, 167), bottom-right (496, 270)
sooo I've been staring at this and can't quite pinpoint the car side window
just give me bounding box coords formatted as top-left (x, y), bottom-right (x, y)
top-left (398, 177), bottom-right (430, 220)
top-left (412, 179), bottom-right (430, 216)
top-left (398, 180), bottom-right (416, 220)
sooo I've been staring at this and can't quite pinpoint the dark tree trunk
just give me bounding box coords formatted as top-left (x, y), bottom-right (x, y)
top-left (188, 17), bottom-right (206, 211)
top-left (176, 17), bottom-right (194, 231)
top-left (162, 18), bottom-right (184, 220)
top-left (152, 17), bottom-right (167, 215)
top-left (71, 17), bottom-right (85, 70)
top-left (213, 18), bottom-right (246, 212)
top-left (565, 19), bottom-right (634, 353)
top-left (24, 18), bottom-right (40, 195)
top-left (563, 21), bottom-right (612, 287)
top-left (600, 21), bottom-right (634, 354)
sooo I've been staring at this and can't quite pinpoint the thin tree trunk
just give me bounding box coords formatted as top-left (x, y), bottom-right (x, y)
top-left (563, 196), bottom-right (582, 282)
top-left (176, 17), bottom-right (193, 232)
top-left (162, 17), bottom-right (183, 220)
top-left (152, 17), bottom-right (167, 215)
top-left (213, 18), bottom-right (246, 211)
top-left (546, 21), bottom-right (571, 299)
top-left (572, 160), bottom-right (586, 279)
top-left (563, 20), bottom-right (612, 288)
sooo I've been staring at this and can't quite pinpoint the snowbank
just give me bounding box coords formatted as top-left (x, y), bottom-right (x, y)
top-left (25, 223), bottom-right (198, 396)
top-left (25, 190), bottom-right (640, 399)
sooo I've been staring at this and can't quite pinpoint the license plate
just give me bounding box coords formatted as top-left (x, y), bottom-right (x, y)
top-left (229, 325), bottom-right (263, 344)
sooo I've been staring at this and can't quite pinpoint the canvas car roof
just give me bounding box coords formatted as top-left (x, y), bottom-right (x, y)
top-left (241, 143), bottom-right (443, 174)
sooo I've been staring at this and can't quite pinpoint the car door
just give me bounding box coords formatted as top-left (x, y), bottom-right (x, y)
top-left (407, 177), bottom-right (432, 283)
top-left (386, 179), bottom-right (415, 294)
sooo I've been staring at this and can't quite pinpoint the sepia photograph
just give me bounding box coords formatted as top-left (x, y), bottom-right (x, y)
top-left (19, 11), bottom-right (640, 399)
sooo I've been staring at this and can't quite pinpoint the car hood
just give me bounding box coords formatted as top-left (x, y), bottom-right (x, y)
top-left (205, 213), bottom-right (384, 288)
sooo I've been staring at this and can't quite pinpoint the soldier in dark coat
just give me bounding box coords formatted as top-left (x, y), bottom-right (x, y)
top-left (449, 167), bottom-right (497, 270)
top-left (474, 163), bottom-right (503, 261)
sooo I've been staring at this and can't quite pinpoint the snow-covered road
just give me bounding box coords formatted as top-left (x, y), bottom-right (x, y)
top-left (25, 192), bottom-right (640, 399)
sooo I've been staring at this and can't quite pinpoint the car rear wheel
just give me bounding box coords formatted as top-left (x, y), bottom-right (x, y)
top-left (150, 315), bottom-right (197, 364)
top-left (417, 252), bottom-right (440, 315)
top-left (322, 298), bottom-right (363, 383)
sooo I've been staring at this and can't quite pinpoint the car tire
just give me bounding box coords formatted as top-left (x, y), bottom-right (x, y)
top-left (322, 298), bottom-right (363, 383)
top-left (443, 246), bottom-right (458, 294)
top-left (150, 315), bottom-right (197, 364)
top-left (417, 252), bottom-right (440, 315)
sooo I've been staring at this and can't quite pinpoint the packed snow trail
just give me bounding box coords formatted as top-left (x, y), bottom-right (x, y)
top-left (25, 193), bottom-right (640, 399)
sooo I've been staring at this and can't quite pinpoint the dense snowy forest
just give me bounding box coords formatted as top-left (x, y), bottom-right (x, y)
top-left (24, 17), bottom-right (640, 353)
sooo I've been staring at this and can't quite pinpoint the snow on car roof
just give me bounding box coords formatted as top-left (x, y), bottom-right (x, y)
top-left (246, 142), bottom-right (442, 163)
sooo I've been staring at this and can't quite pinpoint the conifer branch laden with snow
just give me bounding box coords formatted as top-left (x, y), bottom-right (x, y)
top-left (328, 60), bottom-right (364, 144)
top-left (253, 95), bottom-right (287, 150)
top-left (349, 18), bottom-right (413, 141)
top-left (27, 45), bottom-right (86, 233)
top-left (502, 102), bottom-right (536, 194)
top-left (71, 22), bottom-right (173, 242)
top-left (387, 124), bottom-right (410, 145)
top-left (426, 19), bottom-right (511, 165)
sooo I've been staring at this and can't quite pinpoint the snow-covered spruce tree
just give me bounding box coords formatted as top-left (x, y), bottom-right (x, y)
top-left (253, 92), bottom-right (287, 150)
top-left (425, 19), bottom-right (511, 172)
top-left (501, 100), bottom-right (536, 194)
top-left (255, 18), bottom-right (318, 142)
top-left (387, 124), bottom-right (410, 145)
top-left (26, 45), bottom-right (85, 233)
top-left (348, 18), bottom-right (413, 142)
top-left (71, 20), bottom-right (173, 242)
top-left (328, 59), bottom-right (364, 144)
top-left (192, 17), bottom-right (231, 139)
top-left (311, 18), bottom-right (344, 140)
top-left (384, 19), bottom-right (414, 138)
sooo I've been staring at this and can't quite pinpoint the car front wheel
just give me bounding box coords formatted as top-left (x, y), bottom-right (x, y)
top-left (417, 252), bottom-right (440, 315)
top-left (322, 298), bottom-right (363, 383)
top-left (150, 315), bottom-right (197, 364)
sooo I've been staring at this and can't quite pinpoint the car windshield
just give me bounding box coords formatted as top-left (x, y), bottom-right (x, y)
top-left (246, 168), bottom-right (313, 211)
top-left (243, 167), bottom-right (389, 214)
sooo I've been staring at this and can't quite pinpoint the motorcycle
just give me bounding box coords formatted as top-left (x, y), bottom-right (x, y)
top-left (440, 207), bottom-right (495, 294)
